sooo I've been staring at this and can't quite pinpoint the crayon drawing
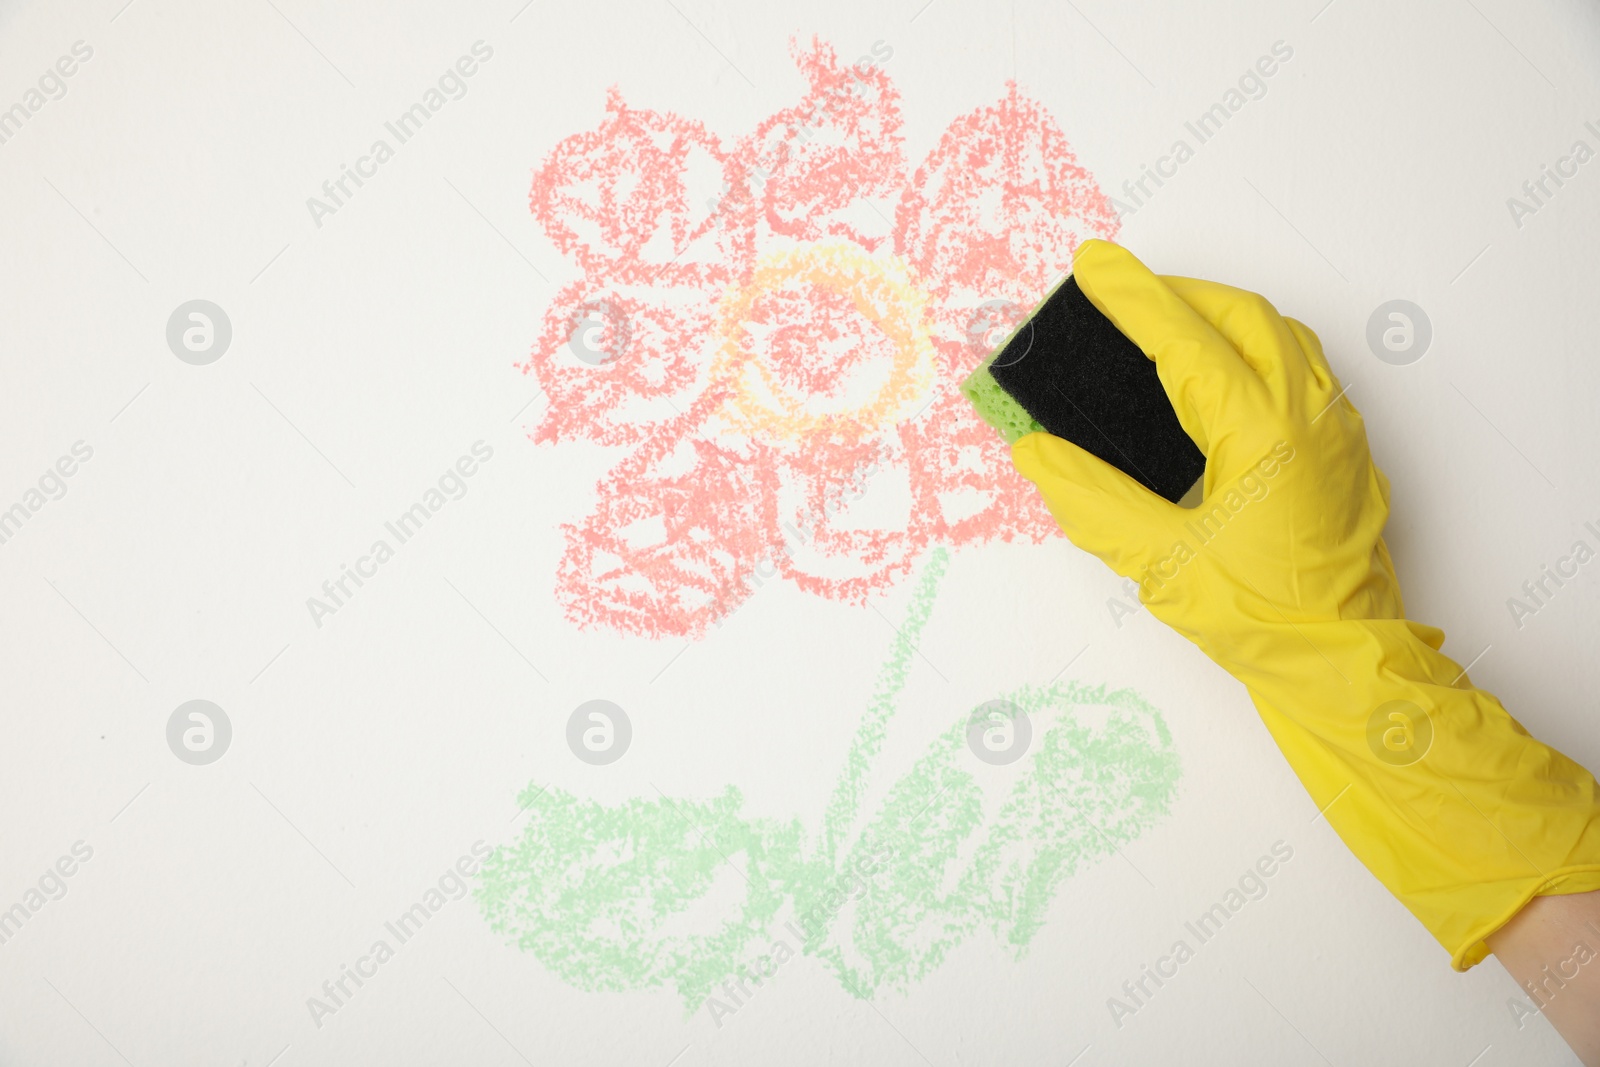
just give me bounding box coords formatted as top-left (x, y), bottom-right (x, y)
top-left (477, 550), bottom-right (1181, 1009)
top-left (521, 36), bottom-right (1121, 639)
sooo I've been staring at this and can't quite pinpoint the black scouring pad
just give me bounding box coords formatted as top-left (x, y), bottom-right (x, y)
top-left (959, 274), bottom-right (1206, 503)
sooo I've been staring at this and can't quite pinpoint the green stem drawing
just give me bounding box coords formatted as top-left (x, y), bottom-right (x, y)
top-left (819, 545), bottom-right (951, 867)
top-left (475, 549), bottom-right (1182, 1010)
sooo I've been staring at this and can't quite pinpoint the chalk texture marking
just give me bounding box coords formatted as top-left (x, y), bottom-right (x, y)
top-left (521, 36), bottom-right (1122, 639)
top-left (475, 549), bottom-right (1181, 1008)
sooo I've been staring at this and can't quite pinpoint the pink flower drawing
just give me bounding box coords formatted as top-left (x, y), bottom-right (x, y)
top-left (520, 36), bottom-right (1120, 639)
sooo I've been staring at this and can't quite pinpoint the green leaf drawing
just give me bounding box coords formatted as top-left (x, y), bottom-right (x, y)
top-left (475, 547), bottom-right (1181, 1009)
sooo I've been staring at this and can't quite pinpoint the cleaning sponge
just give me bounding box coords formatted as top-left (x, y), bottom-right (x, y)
top-left (960, 274), bottom-right (1205, 503)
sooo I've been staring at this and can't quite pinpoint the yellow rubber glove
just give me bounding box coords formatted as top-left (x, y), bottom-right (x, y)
top-left (1012, 238), bottom-right (1600, 969)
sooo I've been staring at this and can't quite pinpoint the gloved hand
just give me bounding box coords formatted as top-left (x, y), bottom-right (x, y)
top-left (1011, 238), bottom-right (1600, 969)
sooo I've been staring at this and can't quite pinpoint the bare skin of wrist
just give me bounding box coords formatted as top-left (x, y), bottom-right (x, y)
top-left (1488, 890), bottom-right (1600, 1064)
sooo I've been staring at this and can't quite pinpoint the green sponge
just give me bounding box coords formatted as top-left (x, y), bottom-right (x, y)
top-left (960, 359), bottom-right (1046, 442)
top-left (959, 273), bottom-right (1206, 503)
top-left (960, 337), bottom-right (1048, 447)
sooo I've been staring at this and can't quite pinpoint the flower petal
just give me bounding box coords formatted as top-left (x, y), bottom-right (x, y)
top-left (902, 367), bottom-right (1057, 546)
top-left (757, 428), bottom-right (928, 604)
top-left (721, 36), bottom-right (906, 252)
top-left (531, 86), bottom-right (754, 286)
top-left (896, 81), bottom-right (1121, 378)
top-left (556, 398), bottom-right (773, 639)
top-left (520, 278), bottom-right (721, 446)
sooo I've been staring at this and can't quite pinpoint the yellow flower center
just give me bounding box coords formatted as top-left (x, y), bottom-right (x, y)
top-left (711, 240), bottom-right (936, 442)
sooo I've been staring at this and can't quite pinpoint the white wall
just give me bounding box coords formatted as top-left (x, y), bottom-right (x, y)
top-left (1, 0), bottom-right (1597, 1063)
